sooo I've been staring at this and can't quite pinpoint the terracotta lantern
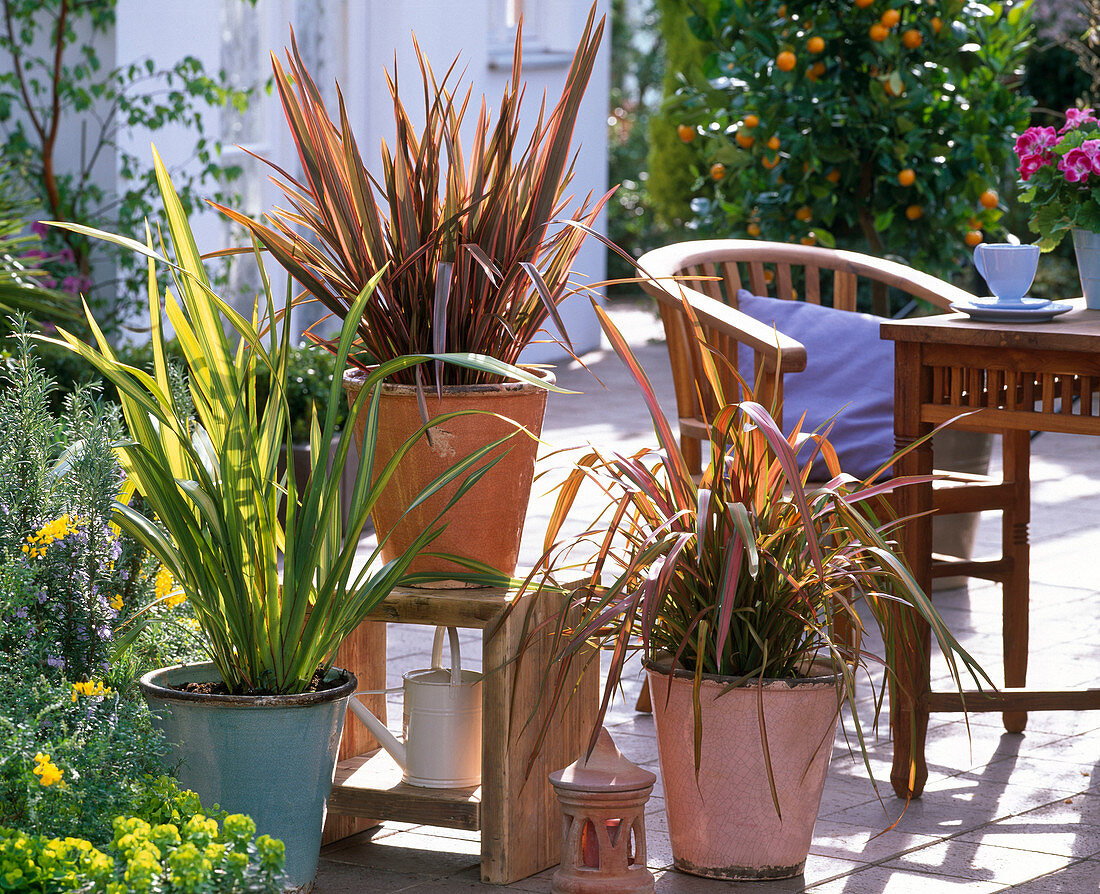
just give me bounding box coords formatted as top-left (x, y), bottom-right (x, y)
top-left (548, 728), bottom-right (656, 894)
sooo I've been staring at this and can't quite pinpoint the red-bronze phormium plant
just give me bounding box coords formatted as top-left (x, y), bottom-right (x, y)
top-left (521, 295), bottom-right (991, 787)
top-left (217, 7), bottom-right (610, 387)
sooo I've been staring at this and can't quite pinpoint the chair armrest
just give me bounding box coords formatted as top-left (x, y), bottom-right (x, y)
top-left (641, 274), bottom-right (808, 374)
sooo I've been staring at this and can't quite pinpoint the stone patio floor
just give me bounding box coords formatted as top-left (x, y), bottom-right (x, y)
top-left (317, 302), bottom-right (1100, 893)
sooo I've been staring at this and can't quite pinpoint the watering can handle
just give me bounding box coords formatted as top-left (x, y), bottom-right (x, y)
top-left (430, 625), bottom-right (462, 685)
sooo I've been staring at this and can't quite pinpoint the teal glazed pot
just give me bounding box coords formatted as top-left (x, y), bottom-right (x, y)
top-left (139, 662), bottom-right (356, 891)
top-left (1072, 228), bottom-right (1100, 310)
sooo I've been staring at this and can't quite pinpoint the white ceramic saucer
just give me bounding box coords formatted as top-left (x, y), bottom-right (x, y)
top-left (949, 296), bottom-right (1074, 323)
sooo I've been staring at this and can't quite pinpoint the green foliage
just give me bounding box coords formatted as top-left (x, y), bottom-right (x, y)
top-left (0, 0), bottom-right (251, 335)
top-left (0, 674), bottom-right (169, 846)
top-left (0, 812), bottom-right (284, 893)
top-left (646, 0), bottom-right (702, 225)
top-left (255, 344), bottom-right (345, 444)
top-left (663, 0), bottom-right (1034, 278)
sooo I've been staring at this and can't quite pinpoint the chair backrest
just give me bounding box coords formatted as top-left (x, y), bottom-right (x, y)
top-left (637, 239), bottom-right (978, 471)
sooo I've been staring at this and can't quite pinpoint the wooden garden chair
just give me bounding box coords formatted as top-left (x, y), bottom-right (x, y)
top-left (631, 239), bottom-right (1030, 734)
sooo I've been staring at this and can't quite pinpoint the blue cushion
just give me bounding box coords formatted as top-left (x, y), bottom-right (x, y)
top-left (735, 289), bottom-right (894, 480)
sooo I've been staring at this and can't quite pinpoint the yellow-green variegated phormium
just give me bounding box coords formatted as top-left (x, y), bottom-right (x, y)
top-left (44, 150), bottom-right (553, 694)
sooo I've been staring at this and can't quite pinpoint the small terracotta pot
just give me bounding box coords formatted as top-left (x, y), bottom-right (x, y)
top-left (646, 664), bottom-right (841, 880)
top-left (343, 369), bottom-right (551, 584)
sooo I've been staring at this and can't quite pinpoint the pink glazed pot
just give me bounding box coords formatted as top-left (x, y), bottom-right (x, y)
top-left (646, 666), bottom-right (841, 880)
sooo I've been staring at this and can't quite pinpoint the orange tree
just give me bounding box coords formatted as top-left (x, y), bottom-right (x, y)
top-left (666, 0), bottom-right (1033, 278)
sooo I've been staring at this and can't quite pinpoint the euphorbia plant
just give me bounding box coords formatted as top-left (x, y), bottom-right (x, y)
top-left (44, 151), bottom-right (542, 694)
top-left (1017, 106), bottom-right (1100, 250)
top-left (218, 6), bottom-right (611, 386)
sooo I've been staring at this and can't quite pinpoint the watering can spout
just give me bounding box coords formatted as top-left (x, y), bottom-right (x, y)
top-left (347, 696), bottom-right (406, 767)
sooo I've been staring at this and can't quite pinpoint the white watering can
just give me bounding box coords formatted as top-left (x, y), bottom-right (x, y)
top-left (347, 625), bottom-right (482, 789)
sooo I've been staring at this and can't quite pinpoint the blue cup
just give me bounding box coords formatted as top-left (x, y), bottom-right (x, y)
top-left (973, 243), bottom-right (1040, 307)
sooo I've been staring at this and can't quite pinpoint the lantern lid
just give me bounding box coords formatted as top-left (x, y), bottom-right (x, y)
top-left (549, 728), bottom-right (657, 792)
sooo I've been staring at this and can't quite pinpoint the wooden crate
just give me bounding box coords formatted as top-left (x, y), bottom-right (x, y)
top-left (323, 585), bottom-right (599, 885)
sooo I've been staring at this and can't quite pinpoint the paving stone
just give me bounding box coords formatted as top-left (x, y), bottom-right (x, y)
top-left (1001, 857), bottom-right (1100, 892)
top-left (808, 818), bottom-right (940, 863)
top-left (880, 837), bottom-right (1073, 886)
top-left (806, 866), bottom-right (1005, 893)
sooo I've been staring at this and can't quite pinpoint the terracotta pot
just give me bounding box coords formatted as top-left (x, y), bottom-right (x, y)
top-left (343, 369), bottom-right (551, 584)
top-left (646, 664), bottom-right (841, 880)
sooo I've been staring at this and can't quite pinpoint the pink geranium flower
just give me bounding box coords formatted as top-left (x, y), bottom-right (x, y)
top-left (1059, 147), bottom-right (1096, 183)
top-left (1061, 107), bottom-right (1098, 132)
top-left (1019, 154), bottom-right (1046, 181)
top-left (1015, 126), bottom-right (1057, 159)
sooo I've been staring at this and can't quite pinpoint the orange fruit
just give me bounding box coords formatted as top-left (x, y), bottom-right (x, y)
top-left (905, 204), bottom-right (923, 220)
top-left (967, 216), bottom-right (983, 230)
top-left (807, 36), bottom-right (825, 54)
top-left (762, 154), bottom-right (780, 170)
top-left (880, 8), bottom-right (900, 27)
top-left (743, 113), bottom-right (760, 128)
top-left (855, 0), bottom-right (874, 7)
top-left (776, 50), bottom-right (797, 72)
top-left (767, 135), bottom-right (781, 151)
top-left (826, 167), bottom-right (841, 183)
top-left (710, 162), bottom-right (727, 181)
top-left (747, 222), bottom-right (762, 237)
top-left (800, 234), bottom-right (817, 246)
top-left (980, 188), bottom-right (999, 209)
top-left (778, 3), bottom-right (787, 16)
top-left (764, 269), bottom-right (776, 283)
top-left (931, 16), bottom-right (943, 34)
top-left (795, 205), bottom-right (813, 222)
top-left (869, 23), bottom-right (889, 41)
top-left (902, 28), bottom-right (922, 48)
top-left (736, 130), bottom-right (756, 149)
top-left (807, 61), bottom-right (826, 80)
top-left (965, 230), bottom-right (983, 247)
top-left (677, 123), bottom-right (695, 143)
top-left (897, 168), bottom-right (916, 187)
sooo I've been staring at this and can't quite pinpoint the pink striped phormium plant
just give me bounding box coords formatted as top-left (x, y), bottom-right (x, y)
top-left (216, 7), bottom-right (610, 387)
top-left (521, 297), bottom-right (992, 787)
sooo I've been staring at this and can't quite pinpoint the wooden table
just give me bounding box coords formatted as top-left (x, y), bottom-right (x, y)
top-left (881, 300), bottom-right (1100, 799)
top-left (321, 584), bottom-right (598, 885)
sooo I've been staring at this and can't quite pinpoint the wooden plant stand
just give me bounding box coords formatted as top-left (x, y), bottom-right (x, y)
top-left (322, 585), bottom-right (599, 885)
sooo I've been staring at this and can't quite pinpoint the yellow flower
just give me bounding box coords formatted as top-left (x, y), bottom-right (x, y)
top-left (110, 593), bottom-right (124, 611)
top-left (71, 680), bottom-right (113, 702)
top-left (32, 752), bottom-right (62, 786)
top-left (155, 566), bottom-right (186, 607)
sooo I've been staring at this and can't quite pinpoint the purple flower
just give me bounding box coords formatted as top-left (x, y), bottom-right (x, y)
top-left (46, 655), bottom-right (65, 669)
top-left (30, 220), bottom-right (49, 237)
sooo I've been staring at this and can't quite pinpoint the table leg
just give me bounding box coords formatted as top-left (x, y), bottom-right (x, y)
top-left (480, 587), bottom-right (598, 884)
top-left (890, 343), bottom-right (934, 800)
top-left (1002, 429), bottom-right (1031, 733)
